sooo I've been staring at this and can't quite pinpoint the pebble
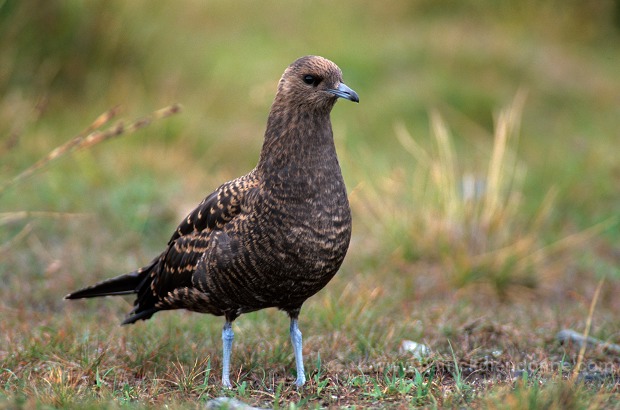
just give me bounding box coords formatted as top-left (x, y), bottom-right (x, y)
top-left (399, 340), bottom-right (431, 360)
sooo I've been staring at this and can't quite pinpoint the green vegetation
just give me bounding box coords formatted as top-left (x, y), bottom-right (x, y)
top-left (1, 0), bottom-right (619, 408)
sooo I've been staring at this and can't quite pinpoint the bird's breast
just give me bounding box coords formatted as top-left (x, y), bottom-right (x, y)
top-left (208, 162), bottom-right (352, 311)
top-left (270, 178), bottom-right (352, 274)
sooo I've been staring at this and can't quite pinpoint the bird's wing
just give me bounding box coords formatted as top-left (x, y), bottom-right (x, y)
top-left (127, 231), bottom-right (217, 321)
top-left (151, 231), bottom-right (211, 298)
top-left (129, 172), bottom-right (259, 316)
top-left (168, 172), bottom-right (258, 244)
top-left (147, 216), bottom-right (250, 315)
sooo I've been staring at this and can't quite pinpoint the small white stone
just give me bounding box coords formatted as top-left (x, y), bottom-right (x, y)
top-left (399, 340), bottom-right (431, 360)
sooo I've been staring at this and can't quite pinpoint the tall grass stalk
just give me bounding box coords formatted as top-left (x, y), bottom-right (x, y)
top-left (353, 93), bottom-right (568, 295)
top-left (572, 277), bottom-right (604, 382)
top-left (0, 104), bottom-right (181, 254)
top-left (0, 104), bottom-right (181, 196)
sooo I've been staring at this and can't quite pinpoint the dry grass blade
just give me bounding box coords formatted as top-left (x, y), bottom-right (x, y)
top-left (527, 217), bottom-right (617, 267)
top-left (158, 357), bottom-right (211, 396)
top-left (0, 222), bottom-right (33, 256)
top-left (0, 211), bottom-right (92, 226)
top-left (572, 277), bottom-right (605, 382)
top-left (394, 121), bottom-right (432, 167)
top-left (0, 107), bottom-right (119, 195)
top-left (0, 104), bottom-right (181, 196)
top-left (482, 90), bottom-right (525, 229)
top-left (78, 103), bottom-right (182, 150)
top-left (430, 110), bottom-right (459, 224)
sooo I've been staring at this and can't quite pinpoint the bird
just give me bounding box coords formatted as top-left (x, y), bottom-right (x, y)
top-left (65, 55), bottom-right (359, 388)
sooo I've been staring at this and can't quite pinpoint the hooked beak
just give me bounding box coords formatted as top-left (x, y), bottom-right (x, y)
top-left (327, 82), bottom-right (359, 103)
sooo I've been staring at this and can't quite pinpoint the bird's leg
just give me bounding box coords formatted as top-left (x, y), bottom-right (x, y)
top-left (289, 316), bottom-right (306, 387)
top-left (221, 320), bottom-right (234, 388)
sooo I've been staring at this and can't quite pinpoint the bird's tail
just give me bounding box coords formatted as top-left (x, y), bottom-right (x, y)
top-left (64, 260), bottom-right (156, 300)
top-left (65, 259), bottom-right (161, 325)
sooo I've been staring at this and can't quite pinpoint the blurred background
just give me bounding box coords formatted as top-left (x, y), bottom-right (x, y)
top-left (1, 0), bottom-right (619, 348)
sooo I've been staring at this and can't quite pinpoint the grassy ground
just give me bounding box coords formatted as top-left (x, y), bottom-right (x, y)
top-left (1, 1), bottom-right (619, 408)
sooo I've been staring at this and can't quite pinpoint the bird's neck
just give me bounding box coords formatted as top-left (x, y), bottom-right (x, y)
top-left (256, 106), bottom-right (338, 178)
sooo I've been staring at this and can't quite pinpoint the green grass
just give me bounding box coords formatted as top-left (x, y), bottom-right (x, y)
top-left (1, 0), bottom-right (620, 408)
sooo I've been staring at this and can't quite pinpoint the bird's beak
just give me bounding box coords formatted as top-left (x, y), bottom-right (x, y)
top-left (328, 82), bottom-right (359, 103)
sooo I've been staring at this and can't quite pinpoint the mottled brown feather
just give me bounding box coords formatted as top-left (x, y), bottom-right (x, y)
top-left (66, 55), bottom-right (355, 328)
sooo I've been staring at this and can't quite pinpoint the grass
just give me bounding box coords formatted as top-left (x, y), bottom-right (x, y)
top-left (1, 0), bottom-right (620, 408)
top-left (353, 92), bottom-right (616, 297)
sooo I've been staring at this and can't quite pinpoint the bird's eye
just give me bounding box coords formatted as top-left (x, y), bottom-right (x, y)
top-left (303, 75), bottom-right (321, 86)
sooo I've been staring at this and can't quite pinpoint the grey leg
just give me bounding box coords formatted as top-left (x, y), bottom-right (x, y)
top-left (221, 321), bottom-right (234, 388)
top-left (290, 318), bottom-right (306, 387)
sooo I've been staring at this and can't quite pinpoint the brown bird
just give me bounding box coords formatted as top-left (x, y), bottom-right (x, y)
top-left (65, 55), bottom-right (359, 387)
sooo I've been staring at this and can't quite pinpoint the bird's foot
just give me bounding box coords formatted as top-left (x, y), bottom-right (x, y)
top-left (294, 374), bottom-right (306, 388)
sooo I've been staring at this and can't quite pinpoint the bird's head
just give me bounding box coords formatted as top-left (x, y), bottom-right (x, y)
top-left (275, 56), bottom-right (359, 112)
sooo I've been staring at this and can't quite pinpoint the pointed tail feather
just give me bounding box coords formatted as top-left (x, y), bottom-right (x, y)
top-left (64, 259), bottom-right (158, 300)
top-left (65, 260), bottom-right (161, 325)
top-left (64, 270), bottom-right (145, 299)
